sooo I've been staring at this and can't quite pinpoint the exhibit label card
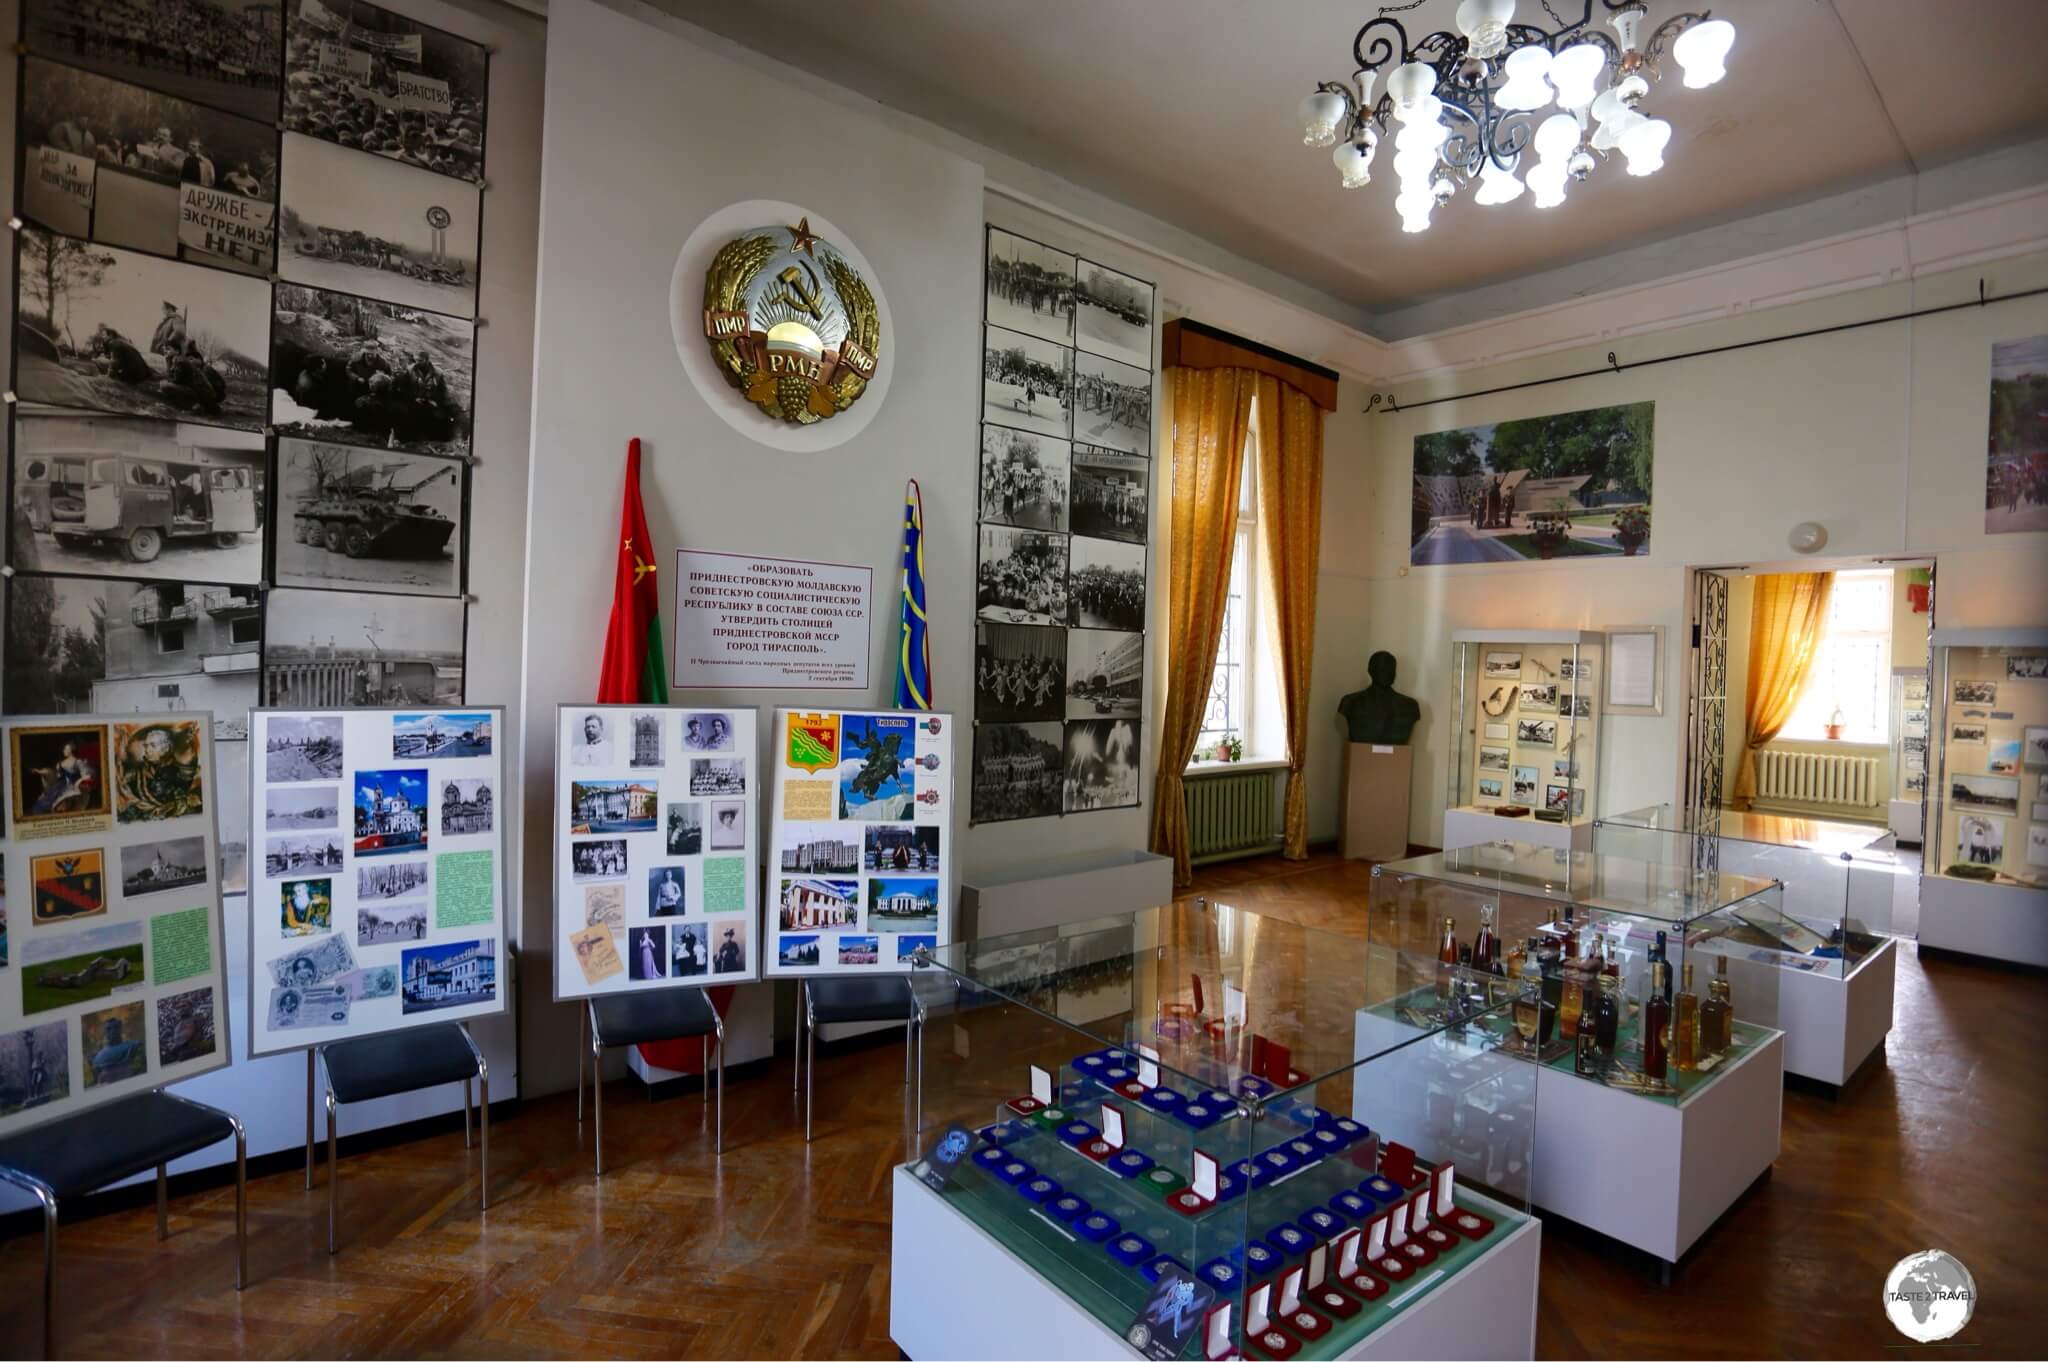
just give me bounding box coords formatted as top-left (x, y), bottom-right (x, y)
top-left (551, 704), bottom-right (761, 997)
top-left (765, 708), bottom-right (956, 977)
top-left (672, 549), bottom-right (873, 690)
top-left (247, 706), bottom-right (509, 1055)
top-left (1, 712), bottom-right (232, 1136)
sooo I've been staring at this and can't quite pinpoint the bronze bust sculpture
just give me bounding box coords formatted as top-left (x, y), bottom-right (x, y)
top-left (1338, 650), bottom-right (1421, 745)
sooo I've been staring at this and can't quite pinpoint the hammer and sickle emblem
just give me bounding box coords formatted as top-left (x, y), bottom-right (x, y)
top-left (767, 260), bottom-right (826, 321)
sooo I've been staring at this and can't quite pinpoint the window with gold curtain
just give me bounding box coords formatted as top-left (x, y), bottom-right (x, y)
top-left (1733, 571), bottom-right (1836, 808)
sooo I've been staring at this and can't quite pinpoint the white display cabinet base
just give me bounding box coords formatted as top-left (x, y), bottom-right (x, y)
top-left (1531, 1030), bottom-right (1782, 1266)
top-left (1441, 807), bottom-right (1590, 854)
top-left (1886, 798), bottom-right (1922, 845)
top-left (1722, 937), bottom-right (1895, 1086)
top-left (889, 1167), bottom-right (1539, 1361)
top-left (1917, 874), bottom-right (2048, 967)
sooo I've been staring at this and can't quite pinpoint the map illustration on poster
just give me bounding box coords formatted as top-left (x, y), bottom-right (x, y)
top-left (765, 709), bottom-right (955, 976)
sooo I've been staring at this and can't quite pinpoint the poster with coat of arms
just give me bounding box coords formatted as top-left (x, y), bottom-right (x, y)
top-left (764, 708), bottom-right (955, 977)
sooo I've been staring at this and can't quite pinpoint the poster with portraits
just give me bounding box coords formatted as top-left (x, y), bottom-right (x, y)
top-left (246, 705), bottom-right (506, 1055)
top-left (972, 226), bottom-right (1155, 824)
top-left (0, 711), bottom-right (230, 1137)
top-left (551, 705), bottom-right (761, 998)
top-left (766, 709), bottom-right (955, 976)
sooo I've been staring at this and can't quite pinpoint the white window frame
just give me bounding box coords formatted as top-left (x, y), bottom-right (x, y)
top-left (1781, 568), bottom-right (1894, 745)
top-left (1190, 404), bottom-right (1283, 770)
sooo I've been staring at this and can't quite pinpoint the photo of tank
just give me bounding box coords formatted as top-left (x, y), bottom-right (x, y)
top-left (274, 439), bottom-right (464, 596)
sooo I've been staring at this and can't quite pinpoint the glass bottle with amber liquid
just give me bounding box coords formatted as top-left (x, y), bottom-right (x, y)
top-left (1437, 916), bottom-right (1460, 1001)
top-left (1701, 954), bottom-right (1734, 1056)
top-left (1557, 927), bottom-right (1586, 1041)
top-left (1643, 961), bottom-right (1672, 1080)
top-left (1471, 903), bottom-right (1499, 976)
top-left (1592, 958), bottom-right (1621, 1068)
top-left (1674, 960), bottom-right (1700, 1072)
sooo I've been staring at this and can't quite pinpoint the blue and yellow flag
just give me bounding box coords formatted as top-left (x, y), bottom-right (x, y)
top-left (894, 479), bottom-right (933, 710)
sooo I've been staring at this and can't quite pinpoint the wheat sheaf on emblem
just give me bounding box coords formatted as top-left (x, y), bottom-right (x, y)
top-left (703, 233), bottom-right (779, 389)
top-left (822, 250), bottom-right (879, 412)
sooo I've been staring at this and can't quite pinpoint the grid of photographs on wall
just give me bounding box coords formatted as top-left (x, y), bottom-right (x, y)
top-left (973, 227), bottom-right (1155, 823)
top-left (245, 705), bottom-right (506, 1055)
top-left (1935, 650), bottom-right (2047, 888)
top-left (8, 0), bottom-right (491, 901)
top-left (1459, 644), bottom-right (1600, 823)
top-left (764, 709), bottom-right (955, 975)
top-left (0, 711), bottom-right (232, 1137)
top-left (551, 705), bottom-right (761, 997)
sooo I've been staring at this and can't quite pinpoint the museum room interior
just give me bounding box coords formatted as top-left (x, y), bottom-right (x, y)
top-left (0, 0), bottom-right (2043, 1356)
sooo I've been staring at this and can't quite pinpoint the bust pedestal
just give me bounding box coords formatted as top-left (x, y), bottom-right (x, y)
top-left (1341, 742), bottom-right (1412, 863)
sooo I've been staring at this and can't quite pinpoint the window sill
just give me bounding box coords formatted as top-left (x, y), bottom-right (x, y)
top-left (1185, 756), bottom-right (1290, 777)
top-left (1770, 737), bottom-right (1889, 751)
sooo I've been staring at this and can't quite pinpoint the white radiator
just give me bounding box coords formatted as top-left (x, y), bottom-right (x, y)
top-left (1756, 749), bottom-right (1879, 810)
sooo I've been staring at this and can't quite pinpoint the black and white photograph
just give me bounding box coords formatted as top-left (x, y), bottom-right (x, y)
top-left (977, 524), bottom-right (1069, 626)
top-left (666, 802), bottom-right (702, 856)
top-left (264, 715), bottom-right (342, 780)
top-left (1951, 722), bottom-right (1988, 745)
top-left (682, 713), bottom-right (734, 751)
top-left (1950, 773), bottom-right (2019, 815)
top-left (24, 0), bottom-right (283, 123)
top-left (1953, 680), bottom-right (1998, 706)
top-left (689, 759), bottom-right (746, 796)
top-left (1068, 536), bottom-right (1145, 631)
top-left (972, 721), bottom-right (1063, 824)
top-left (10, 407), bottom-right (266, 582)
top-left (1068, 445), bottom-right (1147, 545)
top-left (2027, 726), bottom-right (2048, 767)
top-left (441, 777), bottom-right (491, 834)
top-left (1957, 814), bottom-right (2005, 868)
top-left (1484, 651), bottom-right (1522, 679)
top-left (978, 426), bottom-right (1070, 532)
top-left (358, 901), bottom-right (427, 943)
top-left (264, 832), bottom-right (343, 876)
top-left (4, 576), bottom-right (259, 736)
top-left (671, 922), bottom-right (709, 978)
top-left (1519, 683), bottom-right (1558, 713)
top-left (708, 800), bottom-right (746, 850)
top-left (1073, 258), bottom-right (1155, 370)
top-left (985, 227), bottom-right (1074, 346)
top-left (120, 835), bottom-right (208, 896)
top-left (265, 784), bottom-right (337, 829)
top-left (357, 858), bottom-right (427, 900)
top-left (571, 837), bottom-right (627, 882)
top-left (261, 589), bottom-right (464, 707)
top-left (278, 133), bottom-right (481, 316)
top-left (1478, 745), bottom-right (1511, 772)
top-left (1517, 718), bottom-right (1558, 746)
top-left (982, 324), bottom-right (1072, 441)
top-left (270, 282), bottom-right (476, 458)
top-left (15, 227), bottom-right (272, 431)
top-left (626, 712), bottom-right (664, 768)
top-left (1064, 629), bottom-right (1143, 720)
top-left (2008, 654), bottom-right (2048, 680)
top-left (283, 0), bottom-right (489, 184)
top-left (272, 439), bottom-right (463, 595)
top-left (19, 57), bottom-right (278, 274)
top-left (568, 711), bottom-right (612, 766)
top-left (1063, 718), bottom-right (1140, 813)
top-left (1071, 349), bottom-right (1152, 456)
top-left (975, 622), bottom-right (1064, 723)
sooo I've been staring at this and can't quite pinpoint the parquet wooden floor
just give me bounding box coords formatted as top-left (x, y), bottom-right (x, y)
top-left (2, 849), bottom-right (2043, 1358)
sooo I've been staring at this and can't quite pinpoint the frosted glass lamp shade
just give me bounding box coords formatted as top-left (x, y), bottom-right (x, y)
top-left (1673, 18), bottom-right (1734, 88)
top-left (1527, 160), bottom-right (1569, 207)
top-left (1473, 157), bottom-right (1526, 206)
top-left (1333, 137), bottom-right (1376, 188)
top-left (1621, 116), bottom-right (1671, 175)
top-left (1387, 61), bottom-right (1438, 112)
top-left (1533, 112), bottom-right (1580, 163)
top-left (1549, 42), bottom-right (1606, 111)
top-left (1299, 89), bottom-right (1348, 147)
top-left (1457, 0), bottom-right (1517, 59)
top-left (1497, 46), bottom-right (1554, 112)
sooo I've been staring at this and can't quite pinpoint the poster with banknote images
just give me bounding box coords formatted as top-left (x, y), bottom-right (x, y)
top-left (247, 705), bottom-right (506, 1055)
top-left (0, 712), bottom-right (230, 1138)
top-left (550, 705), bottom-right (761, 999)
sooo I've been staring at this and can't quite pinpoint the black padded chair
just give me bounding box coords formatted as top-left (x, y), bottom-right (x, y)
top-left (794, 975), bottom-right (927, 1141)
top-left (0, 1090), bottom-right (246, 1356)
top-left (317, 1022), bottom-right (487, 1253)
top-left (584, 988), bottom-right (725, 1174)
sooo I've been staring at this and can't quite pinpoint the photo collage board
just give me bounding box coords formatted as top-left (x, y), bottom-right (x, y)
top-left (974, 226), bottom-right (1155, 824)
top-left (1461, 644), bottom-right (1601, 823)
top-left (0, 711), bottom-right (230, 1137)
top-left (765, 709), bottom-right (955, 977)
top-left (552, 705), bottom-right (761, 998)
top-left (246, 705), bottom-right (506, 1056)
top-left (6, 0), bottom-right (493, 899)
top-left (1937, 650), bottom-right (2048, 887)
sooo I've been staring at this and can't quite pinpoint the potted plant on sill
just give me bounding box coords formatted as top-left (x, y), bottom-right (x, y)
top-left (1613, 504), bottom-right (1651, 556)
top-left (1207, 733), bottom-right (1243, 764)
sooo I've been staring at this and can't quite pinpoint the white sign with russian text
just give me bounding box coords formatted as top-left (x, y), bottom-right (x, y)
top-left (673, 549), bottom-right (872, 690)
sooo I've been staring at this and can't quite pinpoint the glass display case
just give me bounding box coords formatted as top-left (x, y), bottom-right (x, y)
top-left (1890, 668), bottom-right (1931, 837)
top-left (1368, 841), bottom-right (1784, 1106)
top-left (1446, 630), bottom-right (1605, 848)
top-left (1927, 632), bottom-right (2047, 892)
top-left (903, 903), bottom-right (1538, 1360)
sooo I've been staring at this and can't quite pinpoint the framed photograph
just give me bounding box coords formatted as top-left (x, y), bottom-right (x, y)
top-left (2031, 802), bottom-right (2048, 825)
top-left (1511, 765), bottom-right (1539, 803)
top-left (1988, 739), bottom-right (2023, 776)
top-left (976, 525), bottom-right (1068, 627)
top-left (1477, 746), bottom-right (1511, 772)
top-left (261, 589), bottom-right (465, 707)
top-left (1069, 445), bottom-right (1148, 545)
top-left (1518, 683), bottom-right (1558, 713)
top-left (2030, 823), bottom-right (2048, 871)
top-left (1949, 773), bottom-right (2019, 815)
top-left (1068, 536), bottom-right (1145, 631)
top-left (1063, 719), bottom-right (1140, 813)
top-left (1073, 258), bottom-right (1155, 370)
top-left (1483, 721), bottom-right (1512, 740)
top-left (984, 227), bottom-right (1074, 346)
top-left (1482, 651), bottom-right (1521, 679)
top-left (10, 407), bottom-right (266, 583)
top-left (272, 440), bottom-right (463, 596)
top-left (1476, 777), bottom-right (1504, 801)
top-left (978, 426), bottom-right (1070, 533)
top-left (1064, 630), bottom-right (1143, 721)
top-left (2007, 654), bottom-right (2048, 680)
top-left (1071, 350), bottom-right (1152, 456)
top-left (19, 57), bottom-right (278, 275)
top-left (982, 324), bottom-right (1072, 440)
top-left (24, 0), bottom-right (283, 123)
top-left (972, 721), bottom-right (1064, 824)
top-left (2025, 726), bottom-right (2048, 767)
top-left (975, 622), bottom-right (1065, 723)
top-left (1955, 814), bottom-right (2005, 869)
top-left (270, 283), bottom-right (475, 458)
top-left (1953, 679), bottom-right (1998, 706)
top-left (15, 228), bottom-right (271, 431)
top-left (1605, 626), bottom-right (1664, 715)
top-left (282, 0), bottom-right (488, 184)
top-left (1950, 722), bottom-right (1988, 745)
top-left (1545, 784), bottom-right (1583, 818)
top-left (278, 133), bottom-right (481, 317)
top-left (1516, 718), bottom-right (1558, 747)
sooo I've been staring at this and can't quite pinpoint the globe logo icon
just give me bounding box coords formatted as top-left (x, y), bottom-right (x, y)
top-left (1883, 1250), bottom-right (1976, 1342)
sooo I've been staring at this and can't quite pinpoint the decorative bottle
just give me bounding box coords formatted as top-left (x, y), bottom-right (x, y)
top-left (1643, 962), bottom-right (1672, 1080)
top-left (1675, 961), bottom-right (1699, 1072)
top-left (1472, 903), bottom-right (1498, 976)
top-left (1558, 930), bottom-right (1586, 1041)
top-left (1702, 955), bottom-right (1734, 1056)
top-left (1592, 955), bottom-right (1621, 1068)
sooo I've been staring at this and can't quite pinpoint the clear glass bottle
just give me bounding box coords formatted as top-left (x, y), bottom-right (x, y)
top-left (1702, 954), bottom-right (1734, 1055)
top-left (1592, 964), bottom-right (1621, 1066)
top-left (1675, 960), bottom-right (1700, 1072)
top-left (1643, 961), bottom-right (1671, 1080)
top-left (1437, 915), bottom-right (1460, 1000)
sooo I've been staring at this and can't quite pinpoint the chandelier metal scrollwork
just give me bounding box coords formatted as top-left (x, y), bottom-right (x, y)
top-left (1298, 0), bottom-right (1735, 231)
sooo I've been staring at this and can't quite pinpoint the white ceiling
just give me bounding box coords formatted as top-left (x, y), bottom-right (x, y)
top-left (668, 0), bottom-right (2048, 322)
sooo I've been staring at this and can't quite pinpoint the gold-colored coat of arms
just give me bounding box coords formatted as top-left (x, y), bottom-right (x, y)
top-left (702, 217), bottom-right (880, 425)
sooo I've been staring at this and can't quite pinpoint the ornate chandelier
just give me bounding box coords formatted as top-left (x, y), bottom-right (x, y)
top-left (1298, 1), bottom-right (1735, 232)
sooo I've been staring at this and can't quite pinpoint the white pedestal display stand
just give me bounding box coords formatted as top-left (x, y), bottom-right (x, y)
top-left (888, 1168), bottom-right (1539, 1361)
top-left (1721, 938), bottom-right (1894, 1086)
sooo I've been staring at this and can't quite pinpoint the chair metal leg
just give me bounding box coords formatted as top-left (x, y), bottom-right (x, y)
top-left (156, 1163), bottom-right (168, 1240)
top-left (305, 1050), bottom-right (316, 1190)
top-left (233, 1118), bottom-right (248, 1290)
top-left (904, 1017), bottom-right (913, 1085)
top-left (463, 1075), bottom-right (473, 1150)
top-left (915, 1019), bottom-right (925, 1135)
top-left (715, 1030), bottom-right (725, 1155)
top-left (791, 983), bottom-right (803, 1092)
top-left (804, 1003), bottom-right (816, 1143)
top-left (325, 1090), bottom-right (339, 1255)
top-left (479, 1066), bottom-right (490, 1213)
top-left (577, 1005), bottom-right (587, 1123)
top-left (38, 1186), bottom-right (57, 1359)
top-left (593, 1030), bottom-right (605, 1179)
top-left (701, 1036), bottom-right (709, 1108)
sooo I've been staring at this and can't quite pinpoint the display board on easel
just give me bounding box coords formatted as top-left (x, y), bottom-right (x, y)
top-left (1, 712), bottom-right (231, 1136)
top-left (245, 705), bottom-right (509, 1056)
top-left (764, 708), bottom-right (956, 977)
top-left (551, 703), bottom-right (762, 996)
